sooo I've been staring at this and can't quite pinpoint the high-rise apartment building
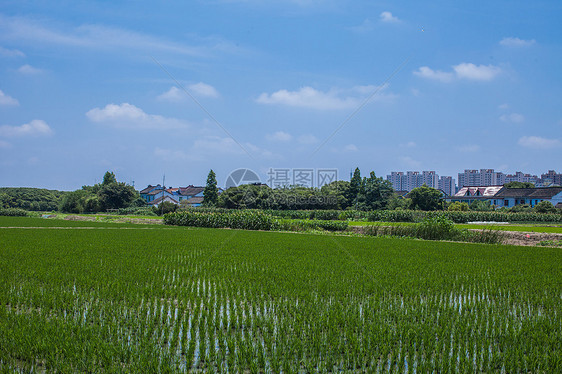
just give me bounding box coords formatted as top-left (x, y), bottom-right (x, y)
top-left (458, 169), bottom-right (505, 187)
top-left (387, 170), bottom-right (454, 195)
top-left (504, 171), bottom-right (539, 184)
top-left (438, 176), bottom-right (456, 196)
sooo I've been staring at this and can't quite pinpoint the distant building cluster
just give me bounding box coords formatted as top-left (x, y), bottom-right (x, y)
top-left (387, 169), bottom-right (562, 196)
top-left (386, 171), bottom-right (456, 196)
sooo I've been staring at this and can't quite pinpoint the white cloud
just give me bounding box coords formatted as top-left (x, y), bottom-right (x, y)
top-left (256, 85), bottom-right (392, 110)
top-left (157, 87), bottom-right (183, 102)
top-left (0, 90), bottom-right (19, 106)
top-left (453, 63), bottom-right (501, 81)
top-left (188, 82), bottom-right (219, 98)
top-left (257, 86), bottom-right (357, 110)
top-left (86, 103), bottom-right (189, 130)
top-left (0, 119), bottom-right (52, 137)
top-left (266, 131), bottom-right (292, 142)
top-left (413, 66), bottom-right (454, 83)
top-left (380, 11), bottom-right (399, 23)
top-left (518, 136), bottom-right (560, 149)
top-left (457, 144), bottom-right (481, 152)
top-left (500, 37), bottom-right (536, 47)
top-left (158, 83), bottom-right (219, 102)
top-left (414, 63), bottom-right (501, 82)
top-left (0, 140), bottom-right (12, 148)
top-left (0, 15), bottom-right (234, 58)
top-left (297, 134), bottom-right (319, 144)
top-left (499, 113), bottom-right (524, 123)
top-left (17, 64), bottom-right (43, 74)
top-left (498, 103), bottom-right (509, 110)
top-left (0, 46), bottom-right (25, 57)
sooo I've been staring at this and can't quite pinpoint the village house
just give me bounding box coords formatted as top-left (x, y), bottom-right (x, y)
top-left (448, 186), bottom-right (562, 208)
top-left (139, 184), bottom-right (206, 207)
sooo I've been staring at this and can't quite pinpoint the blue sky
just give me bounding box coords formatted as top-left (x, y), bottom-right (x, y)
top-left (0, 0), bottom-right (561, 190)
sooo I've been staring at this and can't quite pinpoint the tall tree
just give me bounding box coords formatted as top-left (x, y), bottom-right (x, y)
top-left (102, 171), bottom-right (117, 185)
top-left (203, 169), bottom-right (219, 206)
top-left (348, 167), bottom-right (362, 208)
top-left (361, 171), bottom-right (394, 210)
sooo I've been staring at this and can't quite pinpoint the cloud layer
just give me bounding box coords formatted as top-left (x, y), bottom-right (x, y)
top-left (380, 11), bottom-right (399, 23)
top-left (500, 37), bottom-right (536, 47)
top-left (86, 103), bottom-right (189, 129)
top-left (0, 89), bottom-right (19, 106)
top-left (158, 83), bottom-right (219, 102)
top-left (257, 85), bottom-right (390, 110)
top-left (0, 119), bottom-right (52, 137)
top-left (414, 63), bottom-right (501, 82)
top-left (518, 136), bottom-right (560, 149)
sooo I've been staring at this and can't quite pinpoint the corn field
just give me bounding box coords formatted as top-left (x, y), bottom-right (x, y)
top-left (0, 217), bottom-right (560, 372)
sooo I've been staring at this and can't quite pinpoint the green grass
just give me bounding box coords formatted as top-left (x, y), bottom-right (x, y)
top-left (0, 217), bottom-right (561, 372)
top-left (0, 216), bottom-right (163, 228)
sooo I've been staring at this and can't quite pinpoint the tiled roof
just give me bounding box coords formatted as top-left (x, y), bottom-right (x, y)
top-left (454, 186), bottom-right (503, 197)
top-left (147, 196), bottom-right (179, 206)
top-left (179, 186), bottom-right (205, 196)
top-left (140, 185), bottom-right (160, 194)
top-left (186, 196), bottom-right (204, 204)
top-left (495, 187), bottom-right (562, 199)
top-left (528, 187), bottom-right (562, 198)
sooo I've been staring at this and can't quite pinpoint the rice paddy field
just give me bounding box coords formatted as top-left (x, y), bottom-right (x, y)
top-left (0, 217), bottom-right (561, 372)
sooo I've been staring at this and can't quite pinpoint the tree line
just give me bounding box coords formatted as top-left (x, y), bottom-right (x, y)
top-left (59, 172), bottom-right (143, 213)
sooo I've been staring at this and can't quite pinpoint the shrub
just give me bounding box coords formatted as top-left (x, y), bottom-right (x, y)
top-left (153, 202), bottom-right (178, 216)
top-left (275, 219), bottom-right (348, 232)
top-left (164, 210), bottom-right (276, 231)
top-left (448, 202), bottom-right (469, 211)
top-left (534, 201), bottom-right (557, 214)
top-left (0, 208), bottom-right (28, 217)
top-left (363, 216), bottom-right (503, 244)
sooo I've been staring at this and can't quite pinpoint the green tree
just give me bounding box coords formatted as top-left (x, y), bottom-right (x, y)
top-left (504, 181), bottom-right (534, 188)
top-left (102, 171), bottom-right (117, 185)
top-left (359, 171), bottom-right (394, 210)
top-left (153, 201), bottom-right (178, 216)
top-left (448, 201), bottom-right (469, 211)
top-left (409, 184), bottom-right (444, 211)
top-left (59, 190), bottom-right (90, 213)
top-left (469, 200), bottom-right (494, 211)
top-left (320, 180), bottom-right (350, 209)
top-left (203, 169), bottom-right (219, 206)
top-left (348, 167), bottom-right (363, 209)
top-left (534, 201), bottom-right (557, 213)
top-left (98, 182), bottom-right (138, 210)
